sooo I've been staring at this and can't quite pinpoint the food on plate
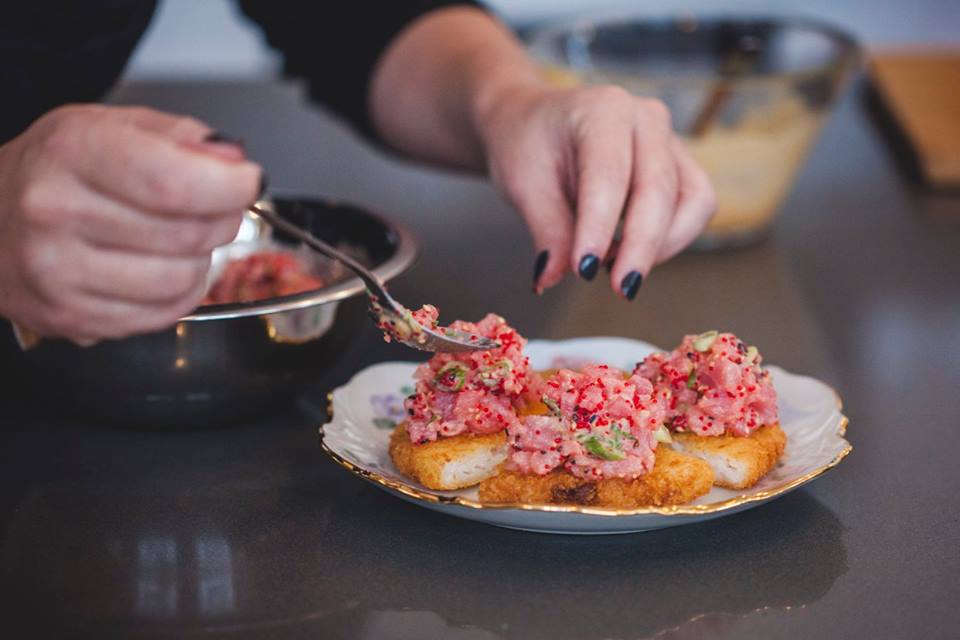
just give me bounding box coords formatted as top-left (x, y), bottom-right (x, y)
top-left (389, 428), bottom-right (507, 491)
top-left (477, 365), bottom-right (714, 507)
top-left (636, 330), bottom-right (785, 489)
top-left (669, 424), bottom-right (786, 490)
top-left (387, 311), bottom-right (536, 490)
top-left (204, 251), bottom-right (324, 304)
top-left (479, 447), bottom-right (713, 508)
top-left (384, 320), bottom-right (784, 503)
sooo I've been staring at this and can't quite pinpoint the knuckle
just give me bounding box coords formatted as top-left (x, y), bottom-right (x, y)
top-left (21, 242), bottom-right (62, 286)
top-left (40, 104), bottom-right (87, 128)
top-left (639, 98), bottom-right (672, 127)
top-left (39, 114), bottom-right (86, 160)
top-left (18, 184), bottom-right (59, 228)
top-left (589, 84), bottom-right (631, 104)
top-left (572, 85), bottom-right (630, 121)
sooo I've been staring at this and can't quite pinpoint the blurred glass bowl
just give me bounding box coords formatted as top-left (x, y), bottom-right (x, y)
top-left (528, 15), bottom-right (861, 248)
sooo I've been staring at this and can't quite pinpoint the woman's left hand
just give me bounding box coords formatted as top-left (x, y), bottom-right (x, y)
top-left (474, 83), bottom-right (716, 299)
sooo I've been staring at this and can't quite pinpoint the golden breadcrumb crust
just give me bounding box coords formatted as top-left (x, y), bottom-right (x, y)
top-left (389, 424), bottom-right (507, 490)
top-left (477, 447), bottom-right (714, 508)
top-left (671, 423), bottom-right (787, 490)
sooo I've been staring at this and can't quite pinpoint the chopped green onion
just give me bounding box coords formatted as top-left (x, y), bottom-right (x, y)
top-left (583, 436), bottom-right (626, 461)
top-left (434, 362), bottom-right (467, 392)
top-left (693, 330), bottom-right (719, 352)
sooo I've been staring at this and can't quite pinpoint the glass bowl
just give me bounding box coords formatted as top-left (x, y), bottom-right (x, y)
top-left (528, 15), bottom-right (862, 248)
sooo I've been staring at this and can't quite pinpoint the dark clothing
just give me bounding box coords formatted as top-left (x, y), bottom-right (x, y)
top-left (0, 0), bottom-right (481, 144)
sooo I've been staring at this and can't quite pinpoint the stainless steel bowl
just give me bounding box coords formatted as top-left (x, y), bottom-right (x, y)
top-left (0, 196), bottom-right (418, 429)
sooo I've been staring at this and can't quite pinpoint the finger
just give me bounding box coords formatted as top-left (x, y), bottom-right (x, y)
top-left (569, 116), bottom-right (632, 281)
top-left (71, 187), bottom-right (243, 256)
top-left (500, 164), bottom-right (575, 292)
top-left (656, 137), bottom-right (717, 262)
top-left (79, 275), bottom-right (208, 339)
top-left (70, 245), bottom-right (211, 304)
top-left (610, 115), bottom-right (678, 299)
top-left (73, 119), bottom-right (261, 218)
top-left (113, 106), bottom-right (212, 143)
top-left (118, 108), bottom-right (248, 162)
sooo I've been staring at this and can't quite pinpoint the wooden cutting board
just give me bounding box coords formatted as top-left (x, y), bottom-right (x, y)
top-left (870, 49), bottom-right (960, 188)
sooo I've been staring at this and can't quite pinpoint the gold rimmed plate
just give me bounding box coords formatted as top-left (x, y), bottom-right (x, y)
top-left (320, 337), bottom-right (851, 534)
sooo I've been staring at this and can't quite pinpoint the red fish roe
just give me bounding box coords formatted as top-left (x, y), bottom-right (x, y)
top-left (506, 365), bottom-right (667, 480)
top-left (403, 312), bottom-right (532, 443)
top-left (635, 332), bottom-right (778, 437)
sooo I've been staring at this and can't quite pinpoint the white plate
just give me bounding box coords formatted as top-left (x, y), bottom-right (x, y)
top-left (320, 337), bottom-right (850, 534)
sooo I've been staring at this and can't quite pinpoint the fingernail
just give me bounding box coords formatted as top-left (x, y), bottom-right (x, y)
top-left (620, 271), bottom-right (643, 300)
top-left (578, 254), bottom-right (599, 281)
top-left (204, 131), bottom-right (245, 148)
top-left (258, 170), bottom-right (269, 199)
top-left (533, 250), bottom-right (549, 289)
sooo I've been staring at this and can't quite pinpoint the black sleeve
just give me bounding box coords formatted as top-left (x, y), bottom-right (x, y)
top-left (0, 1), bottom-right (158, 144)
top-left (236, 0), bottom-right (485, 141)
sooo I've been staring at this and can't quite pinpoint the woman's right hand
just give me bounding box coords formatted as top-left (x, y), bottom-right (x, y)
top-left (0, 105), bottom-right (262, 345)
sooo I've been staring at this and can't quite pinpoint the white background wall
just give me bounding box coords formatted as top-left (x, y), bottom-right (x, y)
top-left (124, 0), bottom-right (959, 80)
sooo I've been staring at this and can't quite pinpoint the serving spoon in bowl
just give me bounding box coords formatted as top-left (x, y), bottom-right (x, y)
top-left (248, 202), bottom-right (500, 354)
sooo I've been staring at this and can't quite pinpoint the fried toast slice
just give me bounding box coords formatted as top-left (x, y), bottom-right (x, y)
top-left (477, 447), bottom-right (714, 508)
top-left (670, 423), bottom-right (787, 490)
top-left (389, 424), bottom-right (508, 490)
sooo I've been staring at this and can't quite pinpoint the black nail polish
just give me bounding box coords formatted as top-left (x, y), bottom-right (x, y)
top-left (533, 250), bottom-right (549, 288)
top-left (204, 131), bottom-right (245, 147)
top-left (258, 171), bottom-right (269, 199)
top-left (620, 271), bottom-right (643, 300)
top-left (578, 254), bottom-right (599, 281)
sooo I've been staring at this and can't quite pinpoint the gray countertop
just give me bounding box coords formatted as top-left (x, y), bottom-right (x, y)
top-left (1, 79), bottom-right (958, 639)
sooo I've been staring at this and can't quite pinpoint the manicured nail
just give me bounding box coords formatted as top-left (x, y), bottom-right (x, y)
top-left (578, 254), bottom-right (599, 281)
top-left (620, 271), bottom-right (643, 300)
top-left (204, 131), bottom-right (245, 148)
top-left (258, 170), bottom-right (269, 199)
top-left (533, 250), bottom-right (549, 290)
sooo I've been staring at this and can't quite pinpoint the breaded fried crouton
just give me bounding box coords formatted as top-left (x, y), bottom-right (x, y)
top-left (670, 423), bottom-right (787, 490)
top-left (389, 424), bottom-right (507, 490)
top-left (477, 448), bottom-right (714, 508)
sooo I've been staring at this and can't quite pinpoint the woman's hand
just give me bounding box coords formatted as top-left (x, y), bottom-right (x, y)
top-left (475, 83), bottom-right (716, 298)
top-left (370, 7), bottom-right (715, 299)
top-left (0, 104), bottom-right (262, 344)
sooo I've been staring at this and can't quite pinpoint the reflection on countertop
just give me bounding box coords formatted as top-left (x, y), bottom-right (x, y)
top-left (0, 401), bottom-right (846, 640)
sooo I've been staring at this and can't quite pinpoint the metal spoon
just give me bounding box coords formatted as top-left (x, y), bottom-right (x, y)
top-left (248, 202), bottom-right (499, 354)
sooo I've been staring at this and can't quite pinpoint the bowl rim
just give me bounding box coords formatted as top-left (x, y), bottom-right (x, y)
top-left (179, 195), bottom-right (419, 322)
top-left (526, 12), bottom-right (864, 86)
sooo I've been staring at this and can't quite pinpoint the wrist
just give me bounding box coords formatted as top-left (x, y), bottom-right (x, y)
top-left (467, 57), bottom-right (550, 148)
